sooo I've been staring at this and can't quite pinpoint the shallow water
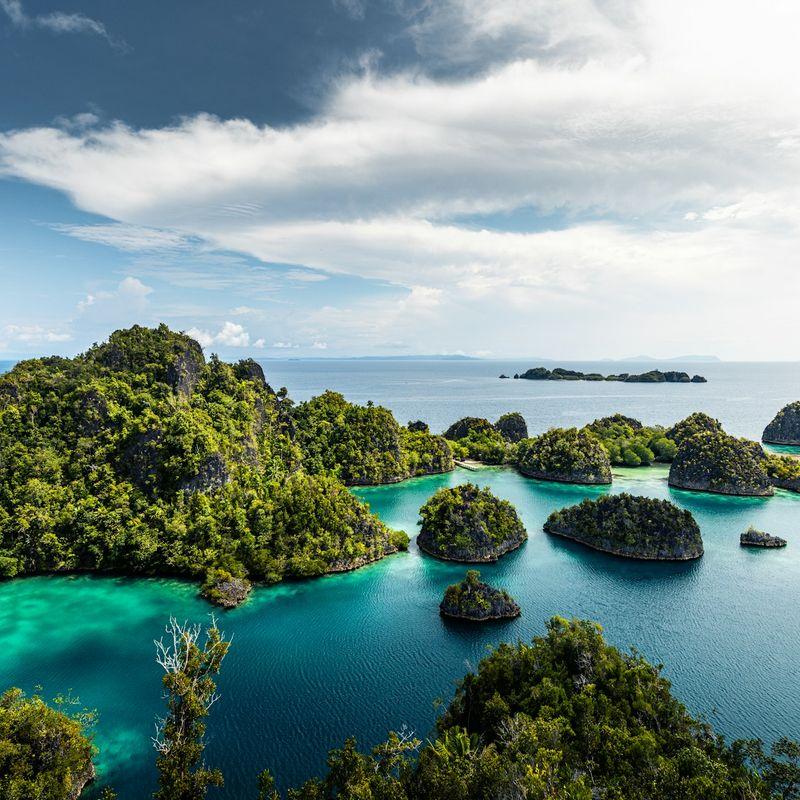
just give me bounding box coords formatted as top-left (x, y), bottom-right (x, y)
top-left (2, 465), bottom-right (800, 798)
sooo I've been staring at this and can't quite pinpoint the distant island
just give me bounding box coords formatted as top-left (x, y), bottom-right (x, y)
top-left (512, 367), bottom-right (707, 383)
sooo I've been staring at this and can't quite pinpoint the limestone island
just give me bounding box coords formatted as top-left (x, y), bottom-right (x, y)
top-left (763, 401), bottom-right (800, 445)
top-left (740, 527), bottom-right (787, 548)
top-left (515, 367), bottom-right (707, 383)
top-left (765, 452), bottom-right (800, 493)
top-left (543, 493), bottom-right (704, 560)
top-left (516, 428), bottom-right (612, 485)
top-left (417, 483), bottom-right (527, 562)
top-left (668, 430), bottom-right (773, 496)
top-left (439, 569), bottom-right (521, 621)
top-left (443, 413), bottom-right (527, 464)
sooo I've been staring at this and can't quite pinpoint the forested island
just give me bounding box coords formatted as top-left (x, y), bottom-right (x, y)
top-left (0, 325), bottom-right (465, 601)
top-left (763, 401), bottom-right (800, 445)
top-left (416, 483), bottom-right (527, 561)
top-left (513, 366), bottom-right (707, 383)
top-left (7, 615), bottom-right (800, 800)
top-left (439, 569), bottom-right (520, 621)
top-left (516, 427), bottom-right (612, 484)
top-left (544, 493), bottom-right (704, 560)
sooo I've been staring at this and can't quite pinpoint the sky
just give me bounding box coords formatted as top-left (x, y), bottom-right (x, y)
top-left (1, 0), bottom-right (799, 360)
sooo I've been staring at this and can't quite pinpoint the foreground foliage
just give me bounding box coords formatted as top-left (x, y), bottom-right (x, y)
top-left (0, 688), bottom-right (95, 800)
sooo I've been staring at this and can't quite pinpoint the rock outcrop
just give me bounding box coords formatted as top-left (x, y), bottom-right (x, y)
top-left (178, 453), bottom-right (230, 493)
top-left (417, 483), bottom-right (527, 562)
top-left (201, 569), bottom-right (253, 608)
top-left (444, 417), bottom-right (496, 440)
top-left (668, 431), bottom-right (773, 496)
top-left (494, 412), bottom-right (528, 443)
top-left (740, 528), bottom-right (787, 548)
top-left (544, 493), bottom-right (704, 560)
top-left (439, 570), bottom-right (520, 621)
top-left (763, 401), bottom-right (800, 445)
top-left (407, 420), bottom-right (429, 433)
top-left (516, 428), bottom-right (612, 485)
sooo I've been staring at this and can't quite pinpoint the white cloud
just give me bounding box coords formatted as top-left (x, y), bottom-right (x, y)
top-left (55, 223), bottom-right (192, 252)
top-left (2, 0), bottom-right (800, 357)
top-left (312, 341), bottom-right (329, 350)
top-left (1, 324), bottom-right (71, 343)
top-left (272, 341), bottom-right (299, 349)
top-left (186, 321), bottom-right (253, 349)
top-left (0, 0), bottom-right (122, 47)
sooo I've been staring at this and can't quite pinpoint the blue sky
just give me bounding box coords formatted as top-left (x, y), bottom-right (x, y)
top-left (1, 0), bottom-right (799, 359)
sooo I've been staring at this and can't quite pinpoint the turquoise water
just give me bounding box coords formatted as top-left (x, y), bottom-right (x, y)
top-left (2, 465), bottom-right (800, 798)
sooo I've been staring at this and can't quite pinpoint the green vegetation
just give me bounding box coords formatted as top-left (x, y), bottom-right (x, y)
top-left (276, 618), bottom-right (797, 800)
top-left (544, 493), bottom-right (704, 560)
top-left (443, 417), bottom-right (508, 464)
top-left (516, 427), bottom-right (612, 484)
top-left (765, 453), bottom-right (800, 492)
top-left (416, 483), bottom-right (527, 562)
top-left (0, 688), bottom-right (96, 800)
top-left (762, 401), bottom-right (800, 445)
top-left (584, 414), bottom-right (677, 466)
top-left (666, 411), bottom-right (724, 447)
top-left (153, 617), bottom-right (231, 800)
top-left (494, 412), bottom-right (528, 443)
top-left (293, 391), bottom-right (453, 485)
top-left (668, 431), bottom-right (773, 496)
top-left (0, 325), bottom-right (410, 600)
top-left (439, 569), bottom-right (520, 621)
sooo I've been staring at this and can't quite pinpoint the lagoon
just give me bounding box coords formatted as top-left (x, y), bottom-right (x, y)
top-left (2, 465), bottom-right (800, 798)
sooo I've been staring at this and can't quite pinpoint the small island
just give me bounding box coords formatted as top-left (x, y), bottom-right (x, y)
top-left (740, 527), bottom-right (787, 548)
top-left (494, 411), bottom-right (528, 443)
top-left (439, 569), bottom-right (520, 621)
top-left (417, 483), bottom-right (527, 562)
top-left (516, 428), bottom-right (612, 485)
top-left (201, 569), bottom-right (252, 608)
top-left (762, 401), bottom-right (800, 446)
top-left (443, 414), bottom-right (527, 464)
top-left (666, 411), bottom-right (724, 447)
top-left (543, 493), bottom-right (704, 560)
top-left (668, 430), bottom-right (773, 496)
top-left (515, 367), bottom-right (707, 383)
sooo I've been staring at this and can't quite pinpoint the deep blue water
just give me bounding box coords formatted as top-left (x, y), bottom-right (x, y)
top-left (1, 466), bottom-right (800, 798)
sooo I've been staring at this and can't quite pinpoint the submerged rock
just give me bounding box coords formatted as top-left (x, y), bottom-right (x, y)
top-left (668, 431), bottom-right (773, 496)
top-left (417, 483), bottom-right (527, 562)
top-left (516, 428), bottom-right (612, 485)
top-left (763, 401), bottom-right (800, 445)
top-left (440, 570), bottom-right (520, 621)
top-left (543, 493), bottom-right (703, 560)
top-left (740, 527), bottom-right (787, 548)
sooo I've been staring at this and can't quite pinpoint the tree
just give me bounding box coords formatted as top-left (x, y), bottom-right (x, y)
top-left (152, 616), bottom-right (231, 800)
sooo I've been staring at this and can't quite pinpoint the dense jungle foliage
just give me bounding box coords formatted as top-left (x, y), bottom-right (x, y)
top-left (584, 414), bottom-right (677, 466)
top-left (544, 493), bottom-right (704, 560)
top-left (416, 483), bottom-right (527, 561)
top-left (516, 427), bottom-right (612, 484)
top-left (0, 325), bottom-right (416, 590)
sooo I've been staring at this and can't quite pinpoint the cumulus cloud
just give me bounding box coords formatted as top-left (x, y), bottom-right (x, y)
top-left (1, 324), bottom-right (71, 344)
top-left (1, 0), bottom-right (800, 356)
top-left (186, 321), bottom-right (253, 349)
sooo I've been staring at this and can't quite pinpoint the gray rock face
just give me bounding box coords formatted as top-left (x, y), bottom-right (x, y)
top-left (234, 358), bottom-right (274, 393)
top-left (740, 528), bottom-right (787, 548)
top-left (763, 402), bottom-right (800, 445)
top-left (165, 343), bottom-right (206, 398)
top-left (121, 428), bottom-right (164, 492)
top-left (75, 389), bottom-right (110, 437)
top-left (691, 375), bottom-right (707, 383)
top-left (494, 412), bottom-right (528, 443)
top-left (179, 453), bottom-right (230, 493)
